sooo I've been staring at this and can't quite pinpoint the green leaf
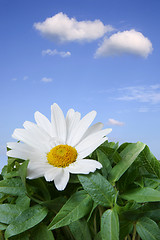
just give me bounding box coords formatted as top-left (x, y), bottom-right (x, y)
top-left (9, 231), bottom-right (30, 240)
top-left (0, 204), bottom-right (26, 224)
top-left (138, 145), bottom-right (160, 178)
top-left (0, 192), bottom-right (4, 198)
top-left (16, 194), bottom-right (30, 209)
top-left (144, 177), bottom-right (160, 189)
top-left (96, 149), bottom-right (112, 177)
top-left (29, 178), bottom-right (51, 201)
top-left (3, 171), bottom-right (19, 179)
top-left (42, 196), bottom-right (67, 213)
top-left (101, 208), bottom-right (119, 240)
top-left (0, 223), bottom-right (7, 230)
top-left (78, 172), bottom-right (116, 207)
top-left (122, 202), bottom-right (160, 222)
top-left (7, 157), bottom-right (17, 166)
top-left (94, 232), bottom-right (102, 240)
top-left (136, 217), bottom-right (160, 240)
top-left (0, 178), bottom-right (25, 196)
top-left (99, 145), bottom-right (121, 165)
top-left (48, 190), bottom-right (92, 230)
top-left (30, 223), bottom-right (55, 240)
top-left (119, 220), bottom-right (133, 240)
top-left (121, 187), bottom-right (160, 203)
top-left (69, 219), bottom-right (92, 240)
top-left (117, 142), bottom-right (131, 153)
top-left (5, 205), bottom-right (48, 239)
top-left (1, 165), bottom-right (8, 178)
top-left (141, 203), bottom-right (160, 221)
top-left (101, 141), bottom-right (119, 150)
top-left (109, 142), bottom-right (145, 182)
top-left (87, 201), bottom-right (98, 222)
top-left (18, 160), bottom-right (29, 186)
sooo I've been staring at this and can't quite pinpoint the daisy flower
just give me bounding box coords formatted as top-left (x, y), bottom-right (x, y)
top-left (7, 103), bottom-right (112, 191)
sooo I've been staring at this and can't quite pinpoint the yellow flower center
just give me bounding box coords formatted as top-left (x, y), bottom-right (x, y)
top-left (47, 144), bottom-right (78, 168)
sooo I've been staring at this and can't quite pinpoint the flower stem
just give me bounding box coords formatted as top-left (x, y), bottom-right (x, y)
top-left (132, 223), bottom-right (137, 240)
top-left (98, 206), bottom-right (103, 218)
top-left (93, 213), bottom-right (97, 235)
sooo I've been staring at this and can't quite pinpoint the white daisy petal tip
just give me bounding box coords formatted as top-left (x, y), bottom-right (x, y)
top-left (12, 129), bottom-right (19, 139)
top-left (88, 161), bottom-right (103, 173)
top-left (67, 159), bottom-right (102, 175)
top-left (54, 170), bottom-right (70, 191)
top-left (107, 128), bottom-right (112, 134)
top-left (96, 161), bottom-right (103, 169)
top-left (7, 142), bottom-right (12, 148)
top-left (92, 110), bottom-right (97, 116)
top-left (34, 111), bottom-right (40, 119)
top-left (51, 103), bottom-right (60, 110)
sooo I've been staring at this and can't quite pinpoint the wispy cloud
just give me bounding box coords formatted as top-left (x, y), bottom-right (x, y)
top-left (34, 12), bottom-right (113, 43)
top-left (95, 29), bottom-right (153, 58)
top-left (107, 118), bottom-right (124, 126)
top-left (11, 76), bottom-right (29, 81)
top-left (41, 77), bottom-right (53, 83)
top-left (23, 76), bottom-right (29, 81)
top-left (150, 84), bottom-right (160, 90)
top-left (116, 85), bottom-right (160, 104)
top-left (42, 49), bottom-right (71, 57)
top-left (11, 78), bottom-right (17, 81)
top-left (138, 107), bottom-right (149, 113)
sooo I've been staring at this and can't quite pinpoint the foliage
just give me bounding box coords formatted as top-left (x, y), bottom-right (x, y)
top-left (0, 141), bottom-right (160, 239)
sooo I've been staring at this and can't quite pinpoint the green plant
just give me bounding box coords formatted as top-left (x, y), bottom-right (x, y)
top-left (0, 141), bottom-right (160, 240)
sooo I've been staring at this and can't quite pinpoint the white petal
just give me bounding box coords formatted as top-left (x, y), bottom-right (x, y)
top-left (67, 159), bottom-right (102, 174)
top-left (34, 111), bottom-right (52, 136)
top-left (7, 142), bottom-right (47, 163)
top-left (66, 109), bottom-right (75, 136)
top-left (28, 161), bottom-right (50, 169)
top-left (66, 108), bottom-right (75, 127)
top-left (7, 149), bottom-right (29, 160)
top-left (27, 162), bottom-right (50, 179)
top-left (12, 128), bottom-right (38, 147)
top-left (66, 110), bottom-right (81, 144)
top-left (54, 169), bottom-right (70, 191)
top-left (27, 152), bottom-right (47, 163)
top-left (69, 110), bottom-right (97, 147)
top-left (23, 121), bottom-right (37, 130)
top-left (23, 121), bottom-right (51, 143)
top-left (7, 142), bottom-right (33, 152)
top-left (77, 137), bottom-right (108, 159)
top-left (51, 103), bottom-right (66, 143)
top-left (7, 148), bottom-right (47, 164)
top-left (76, 128), bottom-right (112, 154)
top-left (44, 167), bottom-right (61, 182)
top-left (27, 167), bottom-right (45, 179)
top-left (81, 122), bottom-right (104, 140)
top-left (12, 127), bottom-right (50, 153)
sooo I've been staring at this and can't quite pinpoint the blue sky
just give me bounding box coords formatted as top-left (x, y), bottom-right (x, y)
top-left (0, 0), bottom-right (160, 170)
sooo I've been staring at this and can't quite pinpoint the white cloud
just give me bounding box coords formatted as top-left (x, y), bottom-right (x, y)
top-left (41, 77), bottom-right (53, 83)
top-left (107, 118), bottom-right (124, 126)
top-left (116, 85), bottom-right (160, 104)
top-left (11, 78), bottom-right (17, 81)
top-left (34, 12), bottom-right (113, 43)
top-left (95, 29), bottom-right (153, 58)
top-left (150, 84), bottom-right (160, 90)
top-left (11, 76), bottom-right (29, 81)
top-left (23, 76), bottom-right (29, 81)
top-left (138, 107), bottom-right (149, 113)
top-left (42, 49), bottom-right (71, 57)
